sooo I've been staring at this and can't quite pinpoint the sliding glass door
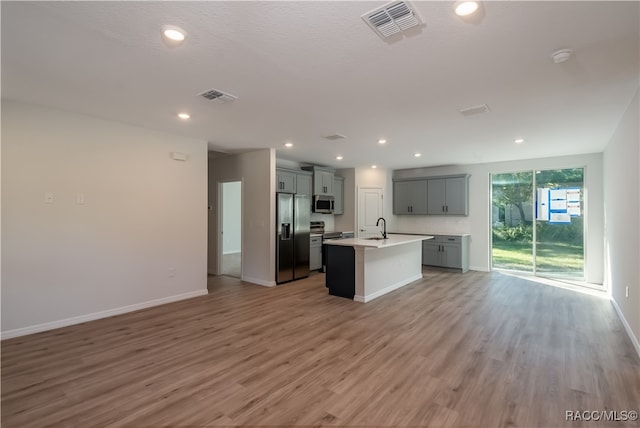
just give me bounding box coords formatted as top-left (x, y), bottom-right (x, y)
top-left (534, 168), bottom-right (584, 278)
top-left (491, 172), bottom-right (534, 272)
top-left (491, 168), bottom-right (585, 280)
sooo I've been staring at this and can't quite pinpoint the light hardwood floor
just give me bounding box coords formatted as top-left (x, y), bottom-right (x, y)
top-left (2, 269), bottom-right (639, 427)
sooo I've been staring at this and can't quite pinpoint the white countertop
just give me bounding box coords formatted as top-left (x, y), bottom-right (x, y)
top-left (324, 234), bottom-right (434, 249)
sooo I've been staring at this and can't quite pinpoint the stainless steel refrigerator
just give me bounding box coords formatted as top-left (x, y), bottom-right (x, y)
top-left (276, 193), bottom-right (310, 284)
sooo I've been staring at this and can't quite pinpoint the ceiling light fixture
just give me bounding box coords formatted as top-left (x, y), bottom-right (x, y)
top-left (177, 112), bottom-right (190, 120)
top-left (372, 165), bottom-right (378, 169)
top-left (161, 25), bottom-right (187, 47)
top-left (284, 142), bottom-right (293, 148)
top-left (514, 138), bottom-right (524, 144)
top-left (454, 1), bottom-right (479, 17)
top-left (378, 139), bottom-right (387, 144)
top-left (414, 153), bottom-right (422, 157)
top-left (336, 156), bottom-right (343, 160)
top-left (551, 48), bottom-right (573, 64)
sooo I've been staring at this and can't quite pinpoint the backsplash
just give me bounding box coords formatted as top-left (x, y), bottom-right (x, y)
top-left (393, 215), bottom-right (471, 235)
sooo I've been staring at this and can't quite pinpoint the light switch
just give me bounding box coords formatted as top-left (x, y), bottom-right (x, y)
top-left (76, 192), bottom-right (86, 205)
top-left (45, 192), bottom-right (54, 204)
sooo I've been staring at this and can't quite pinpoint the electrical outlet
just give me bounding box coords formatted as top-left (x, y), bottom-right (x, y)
top-left (76, 192), bottom-right (86, 205)
top-left (44, 192), bottom-right (54, 204)
top-left (168, 268), bottom-right (176, 278)
top-left (625, 286), bottom-right (629, 298)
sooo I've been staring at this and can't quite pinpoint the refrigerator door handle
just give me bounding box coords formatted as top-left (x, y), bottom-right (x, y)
top-left (281, 223), bottom-right (291, 240)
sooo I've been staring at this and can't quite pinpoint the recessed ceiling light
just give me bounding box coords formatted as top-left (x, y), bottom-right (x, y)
top-left (161, 25), bottom-right (187, 46)
top-left (372, 165), bottom-right (378, 169)
top-left (414, 153), bottom-right (422, 157)
top-left (514, 138), bottom-right (524, 144)
top-left (454, 1), bottom-right (479, 17)
top-left (336, 156), bottom-right (343, 160)
top-left (177, 112), bottom-right (190, 120)
top-left (378, 139), bottom-right (387, 145)
top-left (551, 48), bottom-right (573, 64)
top-left (284, 142), bottom-right (293, 148)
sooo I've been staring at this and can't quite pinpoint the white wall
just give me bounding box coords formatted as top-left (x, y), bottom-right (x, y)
top-left (209, 149), bottom-right (275, 286)
top-left (603, 89), bottom-right (640, 353)
top-left (1, 101), bottom-right (208, 337)
top-left (222, 181), bottom-right (242, 254)
top-left (393, 153), bottom-right (604, 284)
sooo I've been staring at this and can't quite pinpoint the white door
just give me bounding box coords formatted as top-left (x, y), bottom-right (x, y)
top-left (358, 187), bottom-right (383, 238)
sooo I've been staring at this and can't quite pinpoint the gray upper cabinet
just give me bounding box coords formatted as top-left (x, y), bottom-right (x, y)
top-left (426, 175), bottom-right (470, 215)
top-left (333, 176), bottom-right (344, 215)
top-left (302, 166), bottom-right (335, 196)
top-left (296, 172), bottom-right (313, 196)
top-left (314, 169), bottom-right (334, 195)
top-left (393, 179), bottom-right (427, 215)
top-left (276, 168), bottom-right (313, 195)
top-left (276, 169), bottom-right (296, 193)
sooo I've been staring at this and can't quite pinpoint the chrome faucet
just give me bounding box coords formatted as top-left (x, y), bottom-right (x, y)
top-left (376, 217), bottom-right (387, 239)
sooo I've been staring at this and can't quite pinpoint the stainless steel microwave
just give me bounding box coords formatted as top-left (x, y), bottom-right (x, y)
top-left (313, 195), bottom-right (334, 214)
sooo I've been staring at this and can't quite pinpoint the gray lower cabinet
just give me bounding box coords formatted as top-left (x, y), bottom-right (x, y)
top-left (422, 235), bottom-right (469, 272)
top-left (333, 176), bottom-right (344, 215)
top-left (310, 235), bottom-right (322, 271)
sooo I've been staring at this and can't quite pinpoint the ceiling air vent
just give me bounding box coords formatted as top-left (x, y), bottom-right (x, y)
top-left (323, 134), bottom-right (347, 141)
top-left (362, 1), bottom-right (421, 39)
top-left (459, 104), bottom-right (490, 116)
top-left (199, 88), bottom-right (237, 104)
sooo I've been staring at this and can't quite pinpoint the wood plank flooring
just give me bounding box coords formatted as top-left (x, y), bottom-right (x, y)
top-left (2, 270), bottom-right (639, 427)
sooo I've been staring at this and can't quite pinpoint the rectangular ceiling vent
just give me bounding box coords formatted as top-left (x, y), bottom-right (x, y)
top-left (199, 88), bottom-right (237, 104)
top-left (459, 104), bottom-right (491, 116)
top-left (323, 134), bottom-right (347, 141)
top-left (362, 1), bottom-right (421, 39)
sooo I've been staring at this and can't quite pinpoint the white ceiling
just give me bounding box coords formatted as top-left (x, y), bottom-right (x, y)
top-left (2, 1), bottom-right (638, 170)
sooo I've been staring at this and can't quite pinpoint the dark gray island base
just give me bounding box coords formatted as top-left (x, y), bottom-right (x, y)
top-left (323, 234), bottom-right (433, 302)
top-left (325, 245), bottom-right (355, 299)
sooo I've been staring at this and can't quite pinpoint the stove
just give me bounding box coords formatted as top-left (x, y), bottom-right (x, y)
top-left (310, 221), bottom-right (350, 273)
top-left (310, 221), bottom-right (324, 237)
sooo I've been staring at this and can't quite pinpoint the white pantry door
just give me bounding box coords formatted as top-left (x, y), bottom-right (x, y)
top-left (358, 187), bottom-right (383, 238)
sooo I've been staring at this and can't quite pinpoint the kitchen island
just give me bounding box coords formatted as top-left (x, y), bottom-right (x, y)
top-left (324, 234), bottom-right (434, 302)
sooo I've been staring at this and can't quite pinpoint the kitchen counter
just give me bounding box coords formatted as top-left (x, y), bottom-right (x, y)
top-left (324, 234), bottom-right (434, 303)
top-left (324, 234), bottom-right (433, 249)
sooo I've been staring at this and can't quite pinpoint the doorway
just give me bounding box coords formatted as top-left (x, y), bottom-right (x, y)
top-left (220, 181), bottom-right (242, 278)
top-left (491, 168), bottom-right (585, 281)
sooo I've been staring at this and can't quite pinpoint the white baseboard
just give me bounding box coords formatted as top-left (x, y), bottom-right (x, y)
top-left (469, 265), bottom-right (490, 272)
top-left (241, 275), bottom-right (277, 287)
top-left (222, 250), bottom-right (241, 255)
top-left (1, 289), bottom-right (208, 340)
top-left (610, 297), bottom-right (640, 359)
top-left (354, 273), bottom-right (423, 303)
